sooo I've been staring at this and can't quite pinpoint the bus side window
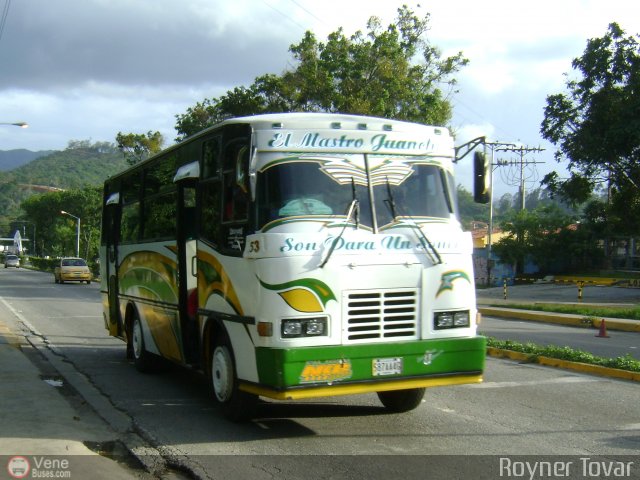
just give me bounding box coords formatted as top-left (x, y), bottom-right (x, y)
top-left (200, 180), bottom-right (221, 249)
top-left (222, 140), bottom-right (249, 223)
top-left (121, 201), bottom-right (140, 242)
top-left (221, 138), bottom-right (250, 253)
top-left (202, 136), bottom-right (221, 179)
top-left (120, 172), bottom-right (142, 243)
top-left (183, 187), bottom-right (197, 240)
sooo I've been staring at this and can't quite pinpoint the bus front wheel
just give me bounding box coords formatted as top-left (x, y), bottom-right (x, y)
top-left (209, 333), bottom-right (257, 422)
top-left (377, 388), bottom-right (425, 413)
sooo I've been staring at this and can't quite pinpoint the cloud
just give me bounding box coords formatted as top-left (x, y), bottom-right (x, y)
top-left (1, 0), bottom-right (293, 91)
top-left (1, 0), bottom-right (640, 190)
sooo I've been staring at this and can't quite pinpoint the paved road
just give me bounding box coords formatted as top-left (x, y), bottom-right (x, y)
top-left (480, 316), bottom-right (640, 360)
top-left (477, 281), bottom-right (640, 359)
top-left (477, 282), bottom-right (640, 305)
top-left (1, 268), bottom-right (639, 479)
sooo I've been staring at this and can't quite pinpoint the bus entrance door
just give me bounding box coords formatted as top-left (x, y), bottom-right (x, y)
top-left (176, 182), bottom-right (199, 364)
top-left (103, 201), bottom-right (122, 337)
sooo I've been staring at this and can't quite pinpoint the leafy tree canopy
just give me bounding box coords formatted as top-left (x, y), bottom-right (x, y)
top-left (541, 23), bottom-right (640, 232)
top-left (174, 5), bottom-right (468, 140)
top-left (457, 185), bottom-right (489, 228)
top-left (20, 186), bottom-right (102, 260)
top-left (116, 131), bottom-right (164, 165)
top-left (493, 204), bottom-right (575, 273)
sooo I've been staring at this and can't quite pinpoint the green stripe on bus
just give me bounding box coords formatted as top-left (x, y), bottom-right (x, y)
top-left (255, 337), bottom-right (486, 389)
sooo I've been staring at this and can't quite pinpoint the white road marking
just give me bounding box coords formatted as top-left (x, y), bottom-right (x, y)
top-left (467, 376), bottom-right (602, 388)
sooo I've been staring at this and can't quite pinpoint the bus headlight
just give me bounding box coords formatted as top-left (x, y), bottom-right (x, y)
top-left (434, 310), bottom-right (470, 330)
top-left (281, 317), bottom-right (328, 338)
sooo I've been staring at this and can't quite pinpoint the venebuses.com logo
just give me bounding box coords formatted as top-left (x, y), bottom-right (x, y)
top-left (6, 455), bottom-right (71, 478)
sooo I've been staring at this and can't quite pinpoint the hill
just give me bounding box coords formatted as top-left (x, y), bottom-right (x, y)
top-left (0, 141), bottom-right (129, 224)
top-left (0, 149), bottom-right (55, 171)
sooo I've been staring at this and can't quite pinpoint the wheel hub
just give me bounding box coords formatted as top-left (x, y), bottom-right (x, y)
top-left (212, 347), bottom-right (233, 402)
top-left (132, 320), bottom-right (143, 359)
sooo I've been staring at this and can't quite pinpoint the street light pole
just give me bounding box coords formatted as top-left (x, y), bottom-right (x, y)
top-left (60, 210), bottom-right (80, 258)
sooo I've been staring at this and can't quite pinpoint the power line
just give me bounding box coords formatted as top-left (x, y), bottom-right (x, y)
top-left (260, 0), bottom-right (309, 32)
top-left (494, 145), bottom-right (545, 210)
top-left (287, 0), bottom-right (327, 26)
top-left (0, 0), bottom-right (11, 44)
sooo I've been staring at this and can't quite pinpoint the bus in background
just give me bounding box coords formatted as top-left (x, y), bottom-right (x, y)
top-left (100, 113), bottom-right (489, 421)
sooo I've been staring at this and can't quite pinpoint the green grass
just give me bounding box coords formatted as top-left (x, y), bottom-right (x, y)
top-left (490, 302), bottom-right (640, 320)
top-left (486, 337), bottom-right (640, 372)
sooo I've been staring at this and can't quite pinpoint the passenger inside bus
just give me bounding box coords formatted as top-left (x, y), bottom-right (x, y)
top-left (278, 197), bottom-right (333, 216)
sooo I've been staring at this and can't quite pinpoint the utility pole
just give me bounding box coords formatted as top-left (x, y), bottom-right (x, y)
top-left (483, 141), bottom-right (520, 285)
top-left (454, 137), bottom-right (520, 286)
top-left (494, 145), bottom-right (545, 210)
top-left (492, 144), bottom-right (545, 275)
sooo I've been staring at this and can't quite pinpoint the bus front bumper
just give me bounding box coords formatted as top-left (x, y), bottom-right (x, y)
top-left (248, 336), bottom-right (486, 400)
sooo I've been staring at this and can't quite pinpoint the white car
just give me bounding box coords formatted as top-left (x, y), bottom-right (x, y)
top-left (4, 254), bottom-right (20, 268)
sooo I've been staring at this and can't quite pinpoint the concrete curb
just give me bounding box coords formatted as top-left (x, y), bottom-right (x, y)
top-left (487, 347), bottom-right (640, 382)
top-left (479, 306), bottom-right (640, 332)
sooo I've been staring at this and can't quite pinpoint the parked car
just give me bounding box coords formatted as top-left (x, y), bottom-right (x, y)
top-left (4, 254), bottom-right (20, 268)
top-left (54, 257), bottom-right (92, 284)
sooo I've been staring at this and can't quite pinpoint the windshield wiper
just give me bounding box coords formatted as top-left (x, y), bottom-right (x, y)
top-left (384, 177), bottom-right (442, 265)
top-left (320, 178), bottom-right (359, 268)
top-left (384, 176), bottom-right (398, 219)
top-left (351, 177), bottom-right (360, 229)
top-left (410, 223), bottom-right (442, 265)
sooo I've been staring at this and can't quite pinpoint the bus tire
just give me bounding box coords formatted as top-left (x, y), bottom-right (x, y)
top-left (209, 332), bottom-right (257, 422)
top-left (377, 388), bottom-right (425, 413)
top-left (130, 312), bottom-right (158, 373)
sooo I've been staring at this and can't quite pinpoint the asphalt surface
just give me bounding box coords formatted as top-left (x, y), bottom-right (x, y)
top-left (476, 281), bottom-right (640, 380)
top-left (1, 277), bottom-right (638, 478)
top-left (477, 281), bottom-right (640, 305)
top-left (477, 282), bottom-right (640, 335)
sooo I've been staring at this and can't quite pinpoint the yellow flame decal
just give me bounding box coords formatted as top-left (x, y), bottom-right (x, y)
top-left (278, 289), bottom-right (323, 313)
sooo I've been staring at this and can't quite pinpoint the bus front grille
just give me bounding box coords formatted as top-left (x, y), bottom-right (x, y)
top-left (343, 289), bottom-right (418, 342)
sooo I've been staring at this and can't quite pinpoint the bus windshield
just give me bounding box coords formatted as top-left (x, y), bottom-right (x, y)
top-left (256, 157), bottom-right (454, 230)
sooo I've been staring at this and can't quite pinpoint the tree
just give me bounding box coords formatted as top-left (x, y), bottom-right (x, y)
top-left (174, 5), bottom-right (468, 140)
top-left (540, 23), bottom-right (640, 233)
top-left (494, 193), bottom-right (514, 218)
top-left (456, 185), bottom-right (489, 229)
top-left (20, 187), bottom-right (102, 260)
top-left (116, 131), bottom-right (164, 165)
top-left (493, 205), bottom-right (575, 274)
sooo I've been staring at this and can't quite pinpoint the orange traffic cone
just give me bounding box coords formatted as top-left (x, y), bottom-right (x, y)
top-left (595, 319), bottom-right (609, 338)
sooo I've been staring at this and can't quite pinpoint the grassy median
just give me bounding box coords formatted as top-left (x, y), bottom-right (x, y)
top-left (486, 337), bottom-right (640, 373)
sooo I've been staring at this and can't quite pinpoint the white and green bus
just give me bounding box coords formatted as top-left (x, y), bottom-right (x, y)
top-left (100, 113), bottom-right (488, 421)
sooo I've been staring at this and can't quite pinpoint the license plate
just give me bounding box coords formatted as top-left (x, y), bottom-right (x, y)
top-left (372, 357), bottom-right (402, 376)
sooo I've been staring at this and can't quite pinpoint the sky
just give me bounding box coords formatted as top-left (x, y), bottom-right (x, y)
top-left (1, 0), bottom-right (639, 196)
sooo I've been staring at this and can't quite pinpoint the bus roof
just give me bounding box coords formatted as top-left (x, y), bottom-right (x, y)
top-left (106, 113), bottom-right (454, 184)
top-left (227, 112), bottom-right (444, 132)
top-left (220, 113), bottom-right (453, 157)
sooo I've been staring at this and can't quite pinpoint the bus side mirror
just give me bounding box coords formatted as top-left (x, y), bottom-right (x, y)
top-left (473, 151), bottom-right (490, 204)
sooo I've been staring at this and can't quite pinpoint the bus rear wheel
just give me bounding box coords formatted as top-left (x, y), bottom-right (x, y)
top-left (209, 333), bottom-right (257, 422)
top-left (377, 388), bottom-right (425, 413)
top-left (130, 312), bottom-right (159, 373)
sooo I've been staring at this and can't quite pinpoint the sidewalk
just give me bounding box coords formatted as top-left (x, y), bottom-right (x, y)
top-left (0, 319), bottom-right (150, 479)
